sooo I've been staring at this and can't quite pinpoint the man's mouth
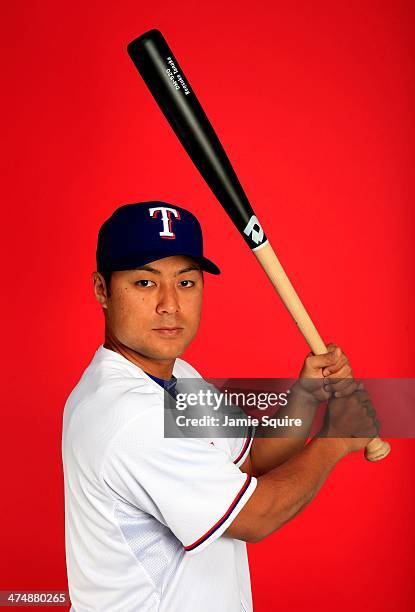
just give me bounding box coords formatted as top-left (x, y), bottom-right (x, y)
top-left (152, 327), bottom-right (184, 337)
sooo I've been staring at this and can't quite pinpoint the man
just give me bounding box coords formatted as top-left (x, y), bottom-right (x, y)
top-left (62, 201), bottom-right (378, 611)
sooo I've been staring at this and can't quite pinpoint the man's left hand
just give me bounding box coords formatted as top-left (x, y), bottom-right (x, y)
top-left (298, 343), bottom-right (358, 402)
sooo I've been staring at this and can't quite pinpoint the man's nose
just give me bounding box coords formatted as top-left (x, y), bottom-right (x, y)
top-left (156, 286), bottom-right (180, 314)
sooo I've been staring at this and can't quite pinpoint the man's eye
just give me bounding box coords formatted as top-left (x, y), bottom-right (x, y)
top-left (179, 280), bottom-right (195, 287)
top-left (135, 280), bottom-right (155, 287)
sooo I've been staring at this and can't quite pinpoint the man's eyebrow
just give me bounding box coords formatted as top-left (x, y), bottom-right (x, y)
top-left (133, 265), bottom-right (161, 274)
top-left (132, 265), bottom-right (201, 276)
top-left (175, 265), bottom-right (202, 276)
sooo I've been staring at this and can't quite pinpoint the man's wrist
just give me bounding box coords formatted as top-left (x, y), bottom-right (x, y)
top-left (311, 436), bottom-right (350, 462)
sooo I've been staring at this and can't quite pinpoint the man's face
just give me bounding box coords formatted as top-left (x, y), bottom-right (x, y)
top-left (97, 256), bottom-right (204, 361)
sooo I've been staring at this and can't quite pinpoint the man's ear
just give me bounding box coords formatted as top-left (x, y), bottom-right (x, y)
top-left (92, 272), bottom-right (109, 309)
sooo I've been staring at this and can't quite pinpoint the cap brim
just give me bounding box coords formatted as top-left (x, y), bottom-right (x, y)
top-left (108, 251), bottom-right (220, 275)
top-left (186, 255), bottom-right (220, 275)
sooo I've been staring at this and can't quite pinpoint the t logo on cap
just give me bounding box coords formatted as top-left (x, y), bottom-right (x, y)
top-left (149, 206), bottom-right (181, 239)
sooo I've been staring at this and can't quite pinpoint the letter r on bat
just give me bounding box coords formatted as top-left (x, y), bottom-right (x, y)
top-left (244, 215), bottom-right (264, 245)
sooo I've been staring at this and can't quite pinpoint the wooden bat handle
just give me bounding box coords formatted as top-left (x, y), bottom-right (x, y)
top-left (253, 240), bottom-right (391, 462)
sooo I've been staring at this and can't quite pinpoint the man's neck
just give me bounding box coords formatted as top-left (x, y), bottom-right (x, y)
top-left (104, 336), bottom-right (175, 380)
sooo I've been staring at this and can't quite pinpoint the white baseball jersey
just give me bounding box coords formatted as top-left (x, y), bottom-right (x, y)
top-left (62, 346), bottom-right (257, 611)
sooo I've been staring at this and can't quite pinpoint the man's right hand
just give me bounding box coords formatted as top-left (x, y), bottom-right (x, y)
top-left (320, 387), bottom-right (380, 453)
top-left (224, 387), bottom-right (381, 545)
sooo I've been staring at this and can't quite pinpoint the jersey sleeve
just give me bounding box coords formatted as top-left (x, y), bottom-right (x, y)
top-left (227, 426), bottom-right (255, 467)
top-left (101, 411), bottom-right (257, 555)
top-left (173, 363), bottom-right (256, 467)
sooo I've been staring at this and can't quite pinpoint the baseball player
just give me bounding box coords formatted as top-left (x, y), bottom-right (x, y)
top-left (62, 201), bottom-right (379, 611)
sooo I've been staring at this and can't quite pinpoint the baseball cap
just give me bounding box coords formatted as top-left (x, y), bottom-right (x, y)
top-left (96, 201), bottom-right (220, 275)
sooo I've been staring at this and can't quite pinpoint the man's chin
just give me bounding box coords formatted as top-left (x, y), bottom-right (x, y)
top-left (143, 342), bottom-right (188, 361)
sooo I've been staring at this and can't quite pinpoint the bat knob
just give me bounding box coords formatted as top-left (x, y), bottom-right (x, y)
top-left (364, 438), bottom-right (391, 462)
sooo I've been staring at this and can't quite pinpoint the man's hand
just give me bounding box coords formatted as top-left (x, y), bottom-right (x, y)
top-left (320, 388), bottom-right (380, 453)
top-left (297, 342), bottom-right (358, 402)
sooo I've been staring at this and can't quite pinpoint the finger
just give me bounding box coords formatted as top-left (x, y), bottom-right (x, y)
top-left (354, 388), bottom-right (370, 402)
top-left (307, 348), bottom-right (340, 370)
top-left (323, 354), bottom-right (352, 376)
top-left (329, 376), bottom-right (359, 389)
top-left (332, 379), bottom-right (359, 397)
top-left (324, 363), bottom-right (353, 379)
top-left (365, 401), bottom-right (377, 417)
top-left (366, 419), bottom-right (380, 438)
top-left (323, 376), bottom-right (359, 392)
top-left (326, 343), bottom-right (339, 352)
top-left (324, 376), bottom-right (353, 391)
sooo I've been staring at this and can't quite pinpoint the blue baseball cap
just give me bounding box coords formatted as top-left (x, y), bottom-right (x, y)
top-left (96, 201), bottom-right (220, 275)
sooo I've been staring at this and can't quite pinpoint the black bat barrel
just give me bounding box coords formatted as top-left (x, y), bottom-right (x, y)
top-left (127, 29), bottom-right (267, 250)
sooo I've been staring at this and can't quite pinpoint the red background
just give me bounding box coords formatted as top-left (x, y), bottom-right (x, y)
top-left (1, 1), bottom-right (415, 610)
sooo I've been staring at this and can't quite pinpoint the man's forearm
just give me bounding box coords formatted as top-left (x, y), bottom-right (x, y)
top-left (255, 437), bottom-right (347, 539)
top-left (250, 383), bottom-right (320, 475)
top-left (229, 437), bottom-right (348, 543)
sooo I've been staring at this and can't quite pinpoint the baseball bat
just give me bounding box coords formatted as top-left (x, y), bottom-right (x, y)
top-left (127, 29), bottom-right (390, 462)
